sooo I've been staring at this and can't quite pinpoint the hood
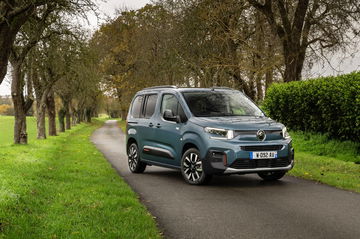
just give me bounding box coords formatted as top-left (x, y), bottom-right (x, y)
top-left (189, 116), bottom-right (283, 131)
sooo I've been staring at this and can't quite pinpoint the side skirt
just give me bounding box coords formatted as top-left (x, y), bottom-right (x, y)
top-left (141, 159), bottom-right (181, 170)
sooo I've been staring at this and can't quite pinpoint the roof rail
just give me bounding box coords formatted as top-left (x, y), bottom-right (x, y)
top-left (211, 86), bottom-right (233, 90)
top-left (143, 85), bottom-right (178, 90)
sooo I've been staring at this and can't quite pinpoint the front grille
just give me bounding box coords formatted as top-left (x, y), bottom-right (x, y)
top-left (234, 130), bottom-right (282, 136)
top-left (230, 158), bottom-right (290, 169)
top-left (240, 145), bottom-right (283, 151)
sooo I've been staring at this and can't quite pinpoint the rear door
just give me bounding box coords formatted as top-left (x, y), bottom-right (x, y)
top-left (138, 94), bottom-right (161, 162)
top-left (127, 94), bottom-right (147, 151)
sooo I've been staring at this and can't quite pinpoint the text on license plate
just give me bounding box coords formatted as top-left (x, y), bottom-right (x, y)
top-left (250, 151), bottom-right (277, 159)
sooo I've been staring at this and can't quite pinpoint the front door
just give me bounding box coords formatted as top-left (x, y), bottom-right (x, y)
top-left (149, 93), bottom-right (187, 167)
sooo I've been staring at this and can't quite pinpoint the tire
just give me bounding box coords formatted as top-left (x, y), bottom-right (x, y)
top-left (181, 148), bottom-right (212, 185)
top-left (127, 143), bottom-right (146, 173)
top-left (257, 171), bottom-right (286, 181)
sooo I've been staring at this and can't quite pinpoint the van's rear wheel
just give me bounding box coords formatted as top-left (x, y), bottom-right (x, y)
top-left (128, 143), bottom-right (146, 173)
top-left (257, 171), bottom-right (286, 181)
top-left (181, 148), bottom-right (212, 185)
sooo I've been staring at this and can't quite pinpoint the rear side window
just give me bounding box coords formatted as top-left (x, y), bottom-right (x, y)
top-left (131, 95), bottom-right (144, 118)
top-left (144, 94), bottom-right (158, 118)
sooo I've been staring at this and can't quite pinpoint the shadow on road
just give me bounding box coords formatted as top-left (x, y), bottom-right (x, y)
top-left (142, 167), bottom-right (287, 188)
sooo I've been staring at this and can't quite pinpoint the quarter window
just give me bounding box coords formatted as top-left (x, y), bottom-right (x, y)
top-left (131, 95), bottom-right (144, 118)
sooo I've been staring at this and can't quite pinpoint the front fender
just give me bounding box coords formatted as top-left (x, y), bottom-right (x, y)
top-left (182, 131), bottom-right (207, 159)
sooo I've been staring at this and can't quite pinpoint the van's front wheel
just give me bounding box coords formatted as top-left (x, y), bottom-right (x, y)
top-left (128, 143), bottom-right (146, 173)
top-left (181, 148), bottom-right (212, 185)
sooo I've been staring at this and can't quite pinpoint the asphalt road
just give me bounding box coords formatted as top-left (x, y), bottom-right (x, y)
top-left (91, 120), bottom-right (360, 239)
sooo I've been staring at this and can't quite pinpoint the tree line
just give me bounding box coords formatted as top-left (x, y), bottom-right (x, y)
top-left (0, 1), bottom-right (102, 144)
top-left (92, 0), bottom-right (360, 118)
top-left (1, 0), bottom-right (360, 143)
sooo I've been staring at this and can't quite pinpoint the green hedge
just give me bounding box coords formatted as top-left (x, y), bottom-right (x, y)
top-left (263, 72), bottom-right (360, 141)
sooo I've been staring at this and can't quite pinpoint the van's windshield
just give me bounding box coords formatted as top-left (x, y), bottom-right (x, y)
top-left (182, 91), bottom-right (264, 117)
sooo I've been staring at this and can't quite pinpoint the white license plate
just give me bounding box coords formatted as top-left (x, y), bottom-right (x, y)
top-left (250, 151), bottom-right (277, 159)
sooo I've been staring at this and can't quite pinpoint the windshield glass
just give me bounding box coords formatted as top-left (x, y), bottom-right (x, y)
top-left (182, 91), bottom-right (264, 117)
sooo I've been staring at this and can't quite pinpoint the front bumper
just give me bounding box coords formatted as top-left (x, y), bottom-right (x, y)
top-left (202, 139), bottom-right (295, 175)
top-left (223, 159), bottom-right (294, 174)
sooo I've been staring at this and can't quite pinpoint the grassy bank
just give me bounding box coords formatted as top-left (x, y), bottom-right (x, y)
top-left (289, 131), bottom-right (360, 193)
top-left (0, 118), bottom-right (161, 238)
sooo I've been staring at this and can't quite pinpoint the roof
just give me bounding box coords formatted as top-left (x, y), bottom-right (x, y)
top-left (140, 85), bottom-right (236, 93)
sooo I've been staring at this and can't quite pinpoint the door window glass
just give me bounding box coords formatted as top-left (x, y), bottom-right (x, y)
top-left (161, 94), bottom-right (178, 115)
top-left (144, 94), bottom-right (158, 118)
top-left (161, 94), bottom-right (187, 122)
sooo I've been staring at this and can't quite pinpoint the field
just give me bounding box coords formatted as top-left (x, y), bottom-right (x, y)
top-left (0, 116), bottom-right (161, 239)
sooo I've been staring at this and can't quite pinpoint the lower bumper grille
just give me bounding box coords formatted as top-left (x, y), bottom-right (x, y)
top-left (240, 145), bottom-right (283, 151)
top-left (230, 158), bottom-right (291, 169)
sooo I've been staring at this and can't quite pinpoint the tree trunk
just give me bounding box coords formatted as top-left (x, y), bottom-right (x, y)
top-left (265, 40), bottom-right (275, 92)
top-left (36, 98), bottom-right (46, 139)
top-left (85, 108), bottom-right (92, 123)
top-left (121, 109), bottom-right (127, 120)
top-left (76, 110), bottom-right (81, 124)
top-left (58, 108), bottom-right (66, 132)
top-left (36, 87), bottom-right (51, 139)
top-left (61, 100), bottom-right (71, 130)
top-left (46, 89), bottom-right (57, 136)
top-left (11, 61), bottom-right (28, 144)
top-left (66, 111), bottom-right (71, 130)
top-left (72, 113), bottom-right (77, 126)
top-left (71, 106), bottom-right (77, 126)
top-left (283, 43), bottom-right (305, 82)
top-left (283, 43), bottom-right (303, 82)
top-left (255, 11), bottom-right (265, 102)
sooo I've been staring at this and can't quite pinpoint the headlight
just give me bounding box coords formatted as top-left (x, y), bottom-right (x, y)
top-left (282, 127), bottom-right (291, 139)
top-left (204, 127), bottom-right (234, 140)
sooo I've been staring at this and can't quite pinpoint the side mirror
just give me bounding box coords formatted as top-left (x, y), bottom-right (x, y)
top-left (163, 109), bottom-right (180, 123)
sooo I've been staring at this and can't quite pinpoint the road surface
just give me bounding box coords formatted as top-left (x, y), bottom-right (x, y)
top-left (91, 120), bottom-right (360, 239)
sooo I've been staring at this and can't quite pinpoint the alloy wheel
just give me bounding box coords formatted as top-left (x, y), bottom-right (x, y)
top-left (128, 144), bottom-right (138, 171)
top-left (183, 152), bottom-right (203, 183)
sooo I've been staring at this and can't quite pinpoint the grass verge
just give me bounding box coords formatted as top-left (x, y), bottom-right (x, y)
top-left (117, 120), bottom-right (126, 133)
top-left (289, 131), bottom-right (360, 193)
top-left (0, 120), bottom-right (161, 239)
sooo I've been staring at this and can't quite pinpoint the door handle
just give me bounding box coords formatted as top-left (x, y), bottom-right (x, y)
top-left (149, 123), bottom-right (154, 127)
top-left (156, 123), bottom-right (161, 128)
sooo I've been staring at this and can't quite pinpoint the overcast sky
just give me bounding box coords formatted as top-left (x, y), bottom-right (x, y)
top-left (0, 0), bottom-right (359, 96)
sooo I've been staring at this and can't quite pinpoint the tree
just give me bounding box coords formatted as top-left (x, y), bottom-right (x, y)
top-left (248, 0), bottom-right (360, 82)
top-left (54, 40), bottom-right (103, 126)
top-left (8, 0), bottom-right (97, 144)
top-left (10, 3), bottom-right (63, 143)
top-left (0, 0), bottom-right (97, 86)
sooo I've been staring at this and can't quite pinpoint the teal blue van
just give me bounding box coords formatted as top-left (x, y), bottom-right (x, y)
top-left (126, 86), bottom-right (294, 185)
